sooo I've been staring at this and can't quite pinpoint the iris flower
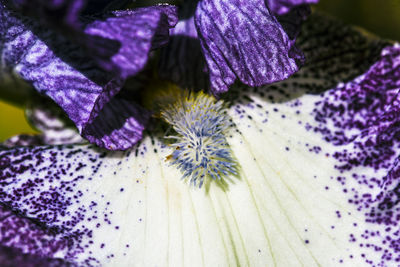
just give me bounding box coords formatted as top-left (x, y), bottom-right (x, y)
top-left (1, 0), bottom-right (400, 266)
top-left (0, 0), bottom-right (315, 150)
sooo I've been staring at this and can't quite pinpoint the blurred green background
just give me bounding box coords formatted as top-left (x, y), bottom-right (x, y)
top-left (0, 0), bottom-right (399, 141)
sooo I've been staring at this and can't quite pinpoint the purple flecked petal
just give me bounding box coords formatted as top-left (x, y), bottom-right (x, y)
top-left (309, 45), bottom-right (400, 266)
top-left (0, 205), bottom-right (76, 266)
top-left (194, 0), bottom-right (304, 93)
top-left (266, 0), bottom-right (319, 15)
top-left (0, 144), bottom-right (130, 265)
top-left (158, 1), bottom-right (210, 91)
top-left (0, 5), bottom-right (173, 150)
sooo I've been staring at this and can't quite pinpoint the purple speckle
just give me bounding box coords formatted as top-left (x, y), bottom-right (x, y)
top-left (309, 45), bottom-right (400, 266)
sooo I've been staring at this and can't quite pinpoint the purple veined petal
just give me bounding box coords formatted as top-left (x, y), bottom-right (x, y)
top-left (158, 1), bottom-right (210, 91)
top-left (194, 0), bottom-right (304, 94)
top-left (266, 0), bottom-right (319, 16)
top-left (0, 13), bottom-right (400, 266)
top-left (0, 4), bottom-right (177, 150)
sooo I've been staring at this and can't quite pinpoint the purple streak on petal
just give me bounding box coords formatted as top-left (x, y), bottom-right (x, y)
top-left (0, 5), bottom-right (165, 150)
top-left (195, 0), bottom-right (304, 93)
top-left (266, 0), bottom-right (319, 15)
top-left (158, 1), bottom-right (210, 91)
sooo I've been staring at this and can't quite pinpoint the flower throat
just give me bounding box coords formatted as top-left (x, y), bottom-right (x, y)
top-left (142, 82), bottom-right (237, 188)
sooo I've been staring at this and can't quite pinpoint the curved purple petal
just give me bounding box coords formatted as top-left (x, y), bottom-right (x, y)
top-left (85, 6), bottom-right (179, 79)
top-left (0, 5), bottom-right (177, 150)
top-left (266, 0), bottom-right (319, 15)
top-left (194, 0), bottom-right (304, 94)
top-left (82, 96), bottom-right (149, 150)
top-left (4, 1), bottom-right (178, 80)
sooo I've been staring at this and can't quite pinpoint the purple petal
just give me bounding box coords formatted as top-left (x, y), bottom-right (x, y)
top-left (0, 5), bottom-right (173, 150)
top-left (194, 0), bottom-right (304, 93)
top-left (84, 6), bottom-right (179, 79)
top-left (266, 0), bottom-right (319, 15)
top-left (81, 96), bottom-right (150, 150)
top-left (4, 0), bottom-right (178, 80)
top-left (158, 1), bottom-right (210, 91)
